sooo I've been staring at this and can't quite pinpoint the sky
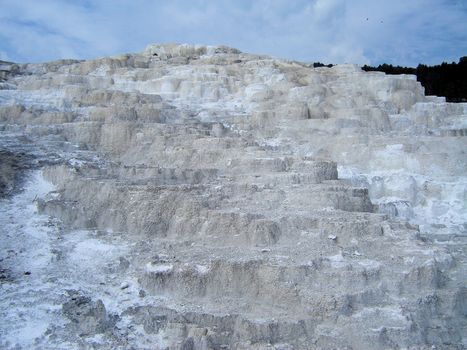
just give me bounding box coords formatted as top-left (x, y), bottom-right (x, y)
top-left (0, 0), bottom-right (466, 66)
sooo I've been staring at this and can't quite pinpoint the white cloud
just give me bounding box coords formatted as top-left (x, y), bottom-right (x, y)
top-left (0, 0), bottom-right (465, 65)
top-left (0, 0), bottom-right (120, 62)
top-left (0, 51), bottom-right (10, 61)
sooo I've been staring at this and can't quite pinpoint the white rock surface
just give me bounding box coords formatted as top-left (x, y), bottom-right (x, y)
top-left (0, 43), bottom-right (466, 349)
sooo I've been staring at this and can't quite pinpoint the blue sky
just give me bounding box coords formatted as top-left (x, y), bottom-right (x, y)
top-left (0, 0), bottom-right (466, 66)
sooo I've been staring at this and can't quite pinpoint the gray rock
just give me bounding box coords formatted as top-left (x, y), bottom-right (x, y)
top-left (62, 292), bottom-right (112, 336)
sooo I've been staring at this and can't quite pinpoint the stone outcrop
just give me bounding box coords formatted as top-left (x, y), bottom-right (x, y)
top-left (0, 43), bottom-right (466, 349)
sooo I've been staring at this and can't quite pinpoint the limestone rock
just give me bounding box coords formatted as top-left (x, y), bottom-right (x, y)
top-left (0, 43), bottom-right (465, 349)
top-left (62, 292), bottom-right (113, 336)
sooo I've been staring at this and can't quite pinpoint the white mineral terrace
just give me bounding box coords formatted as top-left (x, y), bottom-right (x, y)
top-left (0, 44), bottom-right (466, 349)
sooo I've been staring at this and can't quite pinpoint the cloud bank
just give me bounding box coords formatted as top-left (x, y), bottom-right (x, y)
top-left (0, 0), bottom-right (466, 66)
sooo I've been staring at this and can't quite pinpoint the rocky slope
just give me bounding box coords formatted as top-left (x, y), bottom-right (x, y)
top-left (0, 44), bottom-right (466, 349)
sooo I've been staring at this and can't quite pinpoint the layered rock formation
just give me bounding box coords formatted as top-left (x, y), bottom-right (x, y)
top-left (0, 44), bottom-right (466, 349)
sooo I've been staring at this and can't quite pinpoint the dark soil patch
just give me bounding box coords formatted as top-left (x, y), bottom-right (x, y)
top-left (0, 150), bottom-right (33, 197)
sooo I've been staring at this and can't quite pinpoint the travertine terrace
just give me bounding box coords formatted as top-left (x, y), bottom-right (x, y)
top-left (0, 44), bottom-right (466, 349)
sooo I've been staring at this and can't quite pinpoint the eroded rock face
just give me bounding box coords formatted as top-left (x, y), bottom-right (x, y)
top-left (0, 43), bottom-right (466, 349)
top-left (62, 291), bottom-right (114, 336)
top-left (0, 150), bottom-right (31, 197)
